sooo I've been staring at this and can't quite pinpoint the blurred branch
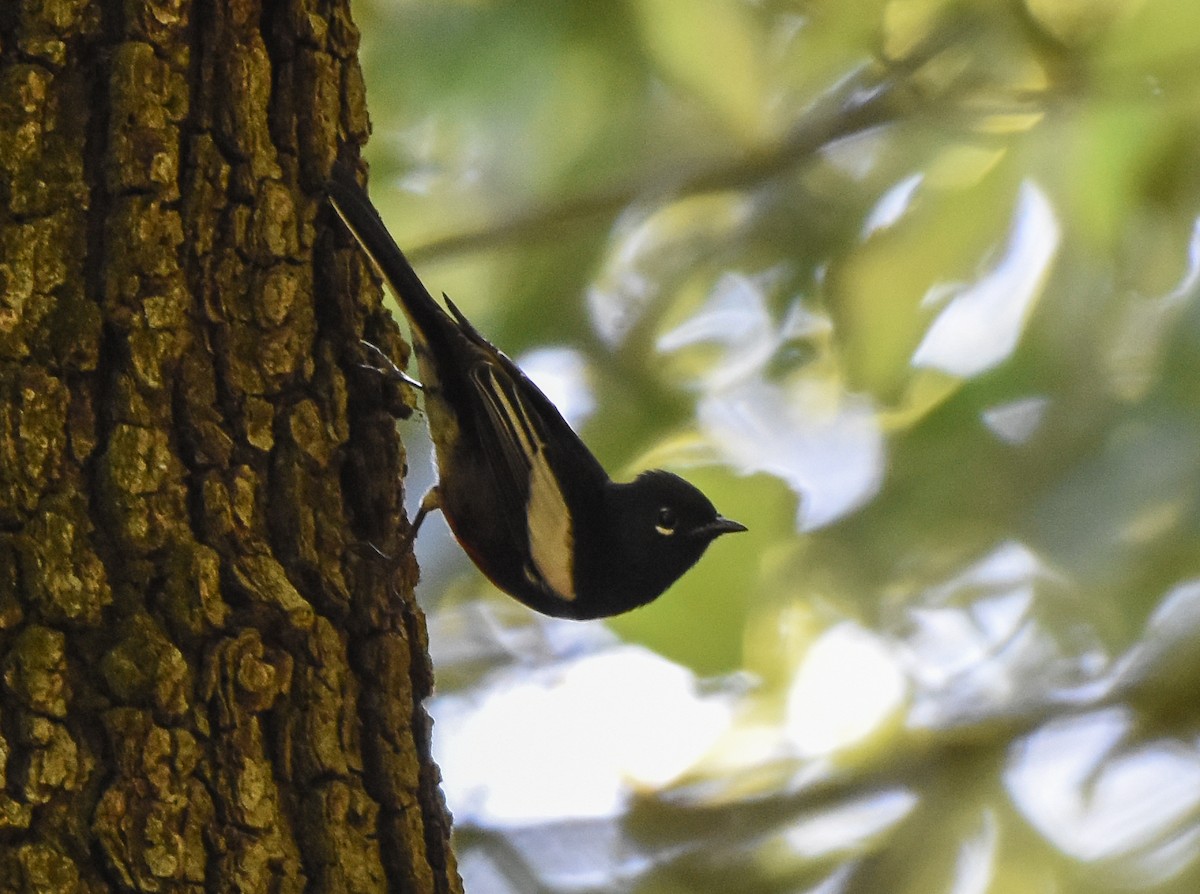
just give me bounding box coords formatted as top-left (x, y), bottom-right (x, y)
top-left (406, 22), bottom-right (980, 264)
top-left (628, 645), bottom-right (1200, 853)
top-left (627, 709), bottom-right (1031, 849)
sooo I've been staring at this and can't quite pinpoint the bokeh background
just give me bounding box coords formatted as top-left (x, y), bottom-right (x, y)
top-left (349, 1), bottom-right (1200, 891)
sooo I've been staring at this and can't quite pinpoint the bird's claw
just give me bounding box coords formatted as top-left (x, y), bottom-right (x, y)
top-left (358, 339), bottom-right (423, 389)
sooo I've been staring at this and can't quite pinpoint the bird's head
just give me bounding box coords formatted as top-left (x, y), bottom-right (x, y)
top-left (589, 469), bottom-right (745, 614)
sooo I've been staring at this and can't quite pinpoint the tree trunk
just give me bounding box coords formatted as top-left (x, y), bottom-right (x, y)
top-left (0, 1), bottom-right (460, 891)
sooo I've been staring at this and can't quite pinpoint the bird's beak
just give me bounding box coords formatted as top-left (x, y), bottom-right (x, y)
top-left (702, 516), bottom-right (748, 538)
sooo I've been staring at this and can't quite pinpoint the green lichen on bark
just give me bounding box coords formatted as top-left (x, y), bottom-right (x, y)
top-left (0, 209), bottom-right (84, 361)
top-left (233, 554), bottom-right (317, 631)
top-left (3, 625), bottom-right (69, 718)
top-left (92, 708), bottom-right (211, 890)
top-left (100, 612), bottom-right (191, 718)
top-left (161, 541), bottom-right (228, 642)
top-left (0, 366), bottom-right (70, 517)
top-left (16, 492), bottom-right (111, 626)
top-left (96, 422), bottom-right (189, 551)
top-left (1, 626), bottom-right (87, 819)
top-left (0, 844), bottom-right (85, 894)
top-left (107, 39), bottom-right (188, 194)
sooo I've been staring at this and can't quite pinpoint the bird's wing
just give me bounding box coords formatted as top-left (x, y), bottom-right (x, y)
top-left (444, 294), bottom-right (609, 481)
top-left (470, 360), bottom-right (577, 602)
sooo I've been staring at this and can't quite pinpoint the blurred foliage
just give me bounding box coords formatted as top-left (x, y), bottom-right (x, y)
top-left (350, 0), bottom-right (1200, 891)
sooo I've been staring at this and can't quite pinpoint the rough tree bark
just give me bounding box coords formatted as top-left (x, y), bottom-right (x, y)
top-left (0, 1), bottom-right (460, 891)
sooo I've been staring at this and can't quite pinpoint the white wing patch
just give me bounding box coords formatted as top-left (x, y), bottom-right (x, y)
top-left (524, 454), bottom-right (575, 601)
top-left (476, 366), bottom-right (576, 602)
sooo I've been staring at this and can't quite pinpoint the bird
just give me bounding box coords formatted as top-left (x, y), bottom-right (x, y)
top-left (327, 172), bottom-right (746, 620)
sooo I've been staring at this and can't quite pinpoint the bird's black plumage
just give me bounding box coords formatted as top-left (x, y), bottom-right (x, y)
top-left (327, 173), bottom-right (745, 619)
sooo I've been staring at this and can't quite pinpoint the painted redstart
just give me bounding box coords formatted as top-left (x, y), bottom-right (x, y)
top-left (328, 173), bottom-right (746, 619)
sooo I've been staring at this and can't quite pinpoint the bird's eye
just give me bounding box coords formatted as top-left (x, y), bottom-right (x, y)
top-left (655, 507), bottom-right (677, 536)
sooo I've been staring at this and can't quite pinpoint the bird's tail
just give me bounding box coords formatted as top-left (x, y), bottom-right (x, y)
top-left (326, 171), bottom-right (446, 338)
